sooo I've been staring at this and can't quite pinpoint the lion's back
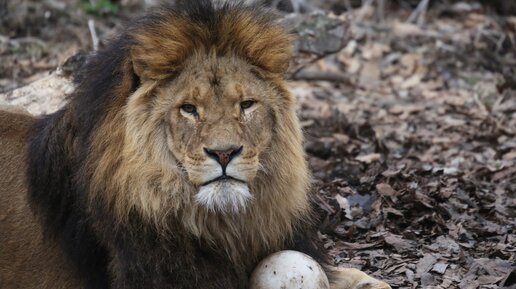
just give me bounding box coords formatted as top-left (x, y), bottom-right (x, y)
top-left (0, 106), bottom-right (81, 289)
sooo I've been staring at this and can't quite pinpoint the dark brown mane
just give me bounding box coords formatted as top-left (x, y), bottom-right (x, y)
top-left (129, 0), bottom-right (292, 80)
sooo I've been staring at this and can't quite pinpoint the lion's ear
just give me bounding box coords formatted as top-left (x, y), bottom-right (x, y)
top-left (245, 27), bottom-right (293, 74)
top-left (218, 11), bottom-right (293, 74)
top-left (130, 47), bottom-right (156, 81)
top-left (117, 56), bottom-right (141, 94)
top-left (130, 46), bottom-right (178, 81)
top-left (130, 48), bottom-right (146, 80)
top-left (247, 38), bottom-right (292, 74)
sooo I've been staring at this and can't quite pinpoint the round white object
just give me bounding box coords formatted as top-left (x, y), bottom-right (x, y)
top-left (249, 250), bottom-right (330, 289)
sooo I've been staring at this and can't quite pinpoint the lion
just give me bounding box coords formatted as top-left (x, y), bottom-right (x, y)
top-left (0, 1), bottom-right (391, 289)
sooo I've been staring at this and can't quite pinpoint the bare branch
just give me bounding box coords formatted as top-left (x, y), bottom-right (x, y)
top-left (291, 71), bottom-right (353, 85)
top-left (407, 0), bottom-right (430, 25)
top-left (88, 19), bottom-right (99, 51)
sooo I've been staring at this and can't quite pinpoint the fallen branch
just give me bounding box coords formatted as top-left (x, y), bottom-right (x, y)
top-left (88, 19), bottom-right (99, 51)
top-left (407, 0), bottom-right (430, 25)
top-left (291, 71), bottom-right (353, 85)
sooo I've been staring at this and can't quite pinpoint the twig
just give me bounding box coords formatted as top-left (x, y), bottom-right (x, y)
top-left (291, 71), bottom-right (354, 85)
top-left (480, 28), bottom-right (507, 52)
top-left (313, 194), bottom-right (335, 215)
top-left (290, 0), bottom-right (301, 13)
top-left (88, 19), bottom-right (99, 51)
top-left (473, 93), bottom-right (490, 116)
top-left (407, 0), bottom-right (430, 25)
top-left (289, 47), bottom-right (344, 79)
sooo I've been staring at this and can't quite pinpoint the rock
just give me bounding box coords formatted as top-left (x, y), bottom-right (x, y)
top-left (0, 71), bottom-right (72, 115)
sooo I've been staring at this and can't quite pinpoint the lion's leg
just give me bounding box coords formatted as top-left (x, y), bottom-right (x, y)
top-left (326, 267), bottom-right (391, 289)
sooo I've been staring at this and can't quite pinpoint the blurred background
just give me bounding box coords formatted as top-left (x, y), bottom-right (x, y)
top-left (1, 1), bottom-right (515, 288)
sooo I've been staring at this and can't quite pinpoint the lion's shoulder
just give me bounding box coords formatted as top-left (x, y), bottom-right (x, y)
top-left (0, 105), bottom-right (34, 140)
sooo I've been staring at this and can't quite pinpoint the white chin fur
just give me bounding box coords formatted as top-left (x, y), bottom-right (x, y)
top-left (195, 180), bottom-right (252, 214)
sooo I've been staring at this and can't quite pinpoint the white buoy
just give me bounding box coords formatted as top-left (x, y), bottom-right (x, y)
top-left (249, 250), bottom-right (330, 289)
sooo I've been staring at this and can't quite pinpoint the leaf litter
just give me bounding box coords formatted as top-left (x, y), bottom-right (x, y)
top-left (294, 3), bottom-right (515, 289)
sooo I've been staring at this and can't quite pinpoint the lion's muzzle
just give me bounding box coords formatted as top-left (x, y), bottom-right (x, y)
top-left (189, 145), bottom-right (257, 213)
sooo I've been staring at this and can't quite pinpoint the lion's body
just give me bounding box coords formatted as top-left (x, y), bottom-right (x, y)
top-left (0, 1), bottom-right (390, 289)
top-left (0, 108), bottom-right (81, 289)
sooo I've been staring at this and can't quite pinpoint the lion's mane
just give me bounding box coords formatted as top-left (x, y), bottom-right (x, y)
top-left (27, 1), bottom-right (313, 288)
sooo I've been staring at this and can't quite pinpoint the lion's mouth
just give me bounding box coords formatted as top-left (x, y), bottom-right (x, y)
top-left (201, 175), bottom-right (246, 187)
top-left (196, 175), bottom-right (252, 213)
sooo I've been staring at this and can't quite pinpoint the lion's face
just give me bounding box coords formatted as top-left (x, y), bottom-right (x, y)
top-left (153, 55), bottom-right (280, 213)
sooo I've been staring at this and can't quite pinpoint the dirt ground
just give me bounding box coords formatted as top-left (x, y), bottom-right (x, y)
top-left (0, 1), bottom-right (514, 288)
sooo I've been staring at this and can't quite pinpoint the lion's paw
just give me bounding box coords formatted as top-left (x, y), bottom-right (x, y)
top-left (354, 278), bottom-right (391, 289)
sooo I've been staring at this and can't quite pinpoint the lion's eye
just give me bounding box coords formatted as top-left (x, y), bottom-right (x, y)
top-left (180, 104), bottom-right (197, 115)
top-left (240, 100), bottom-right (256, 110)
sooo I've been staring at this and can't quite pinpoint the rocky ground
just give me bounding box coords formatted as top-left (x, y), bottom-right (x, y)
top-left (1, 1), bottom-right (515, 288)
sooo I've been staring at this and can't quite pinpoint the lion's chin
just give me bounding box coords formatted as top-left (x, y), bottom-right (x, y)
top-left (195, 179), bottom-right (252, 214)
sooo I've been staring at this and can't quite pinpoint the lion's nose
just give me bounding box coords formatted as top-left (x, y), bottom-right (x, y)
top-left (203, 146), bottom-right (243, 168)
